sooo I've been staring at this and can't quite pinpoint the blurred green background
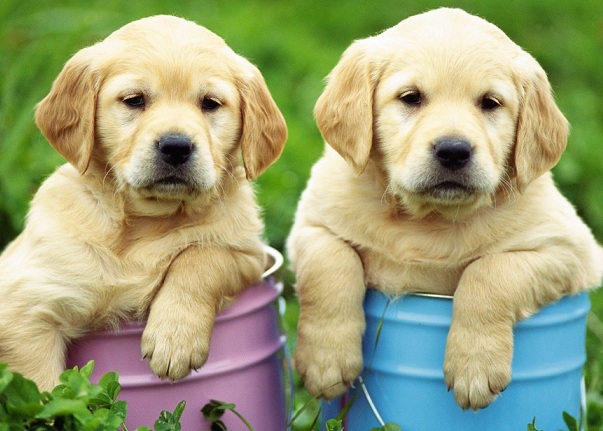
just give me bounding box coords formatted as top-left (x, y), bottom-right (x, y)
top-left (1, 0), bottom-right (603, 429)
top-left (2, 0), bottom-right (603, 251)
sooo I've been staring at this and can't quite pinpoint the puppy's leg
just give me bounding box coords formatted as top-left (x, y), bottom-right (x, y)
top-left (444, 246), bottom-right (599, 410)
top-left (288, 226), bottom-right (366, 399)
top-left (0, 318), bottom-right (66, 391)
top-left (141, 245), bottom-right (263, 381)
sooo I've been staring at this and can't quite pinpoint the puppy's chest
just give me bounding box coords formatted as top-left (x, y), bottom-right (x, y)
top-left (76, 238), bottom-right (176, 300)
top-left (105, 223), bottom-right (198, 277)
top-left (62, 214), bottom-right (193, 292)
top-left (358, 247), bottom-right (465, 295)
top-left (353, 224), bottom-right (483, 295)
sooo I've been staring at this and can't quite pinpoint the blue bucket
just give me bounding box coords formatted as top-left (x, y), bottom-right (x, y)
top-left (322, 290), bottom-right (590, 431)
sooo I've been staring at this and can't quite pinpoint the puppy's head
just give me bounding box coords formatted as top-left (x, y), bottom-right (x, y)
top-left (35, 15), bottom-right (286, 206)
top-left (315, 8), bottom-right (567, 219)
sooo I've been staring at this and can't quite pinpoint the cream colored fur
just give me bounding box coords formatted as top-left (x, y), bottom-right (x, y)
top-left (287, 8), bottom-right (603, 410)
top-left (0, 15), bottom-right (286, 390)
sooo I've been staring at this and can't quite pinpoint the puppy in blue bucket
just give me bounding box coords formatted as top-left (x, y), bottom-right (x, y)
top-left (287, 7), bottom-right (603, 430)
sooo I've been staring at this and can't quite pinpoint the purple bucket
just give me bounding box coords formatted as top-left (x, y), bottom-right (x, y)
top-left (67, 246), bottom-right (290, 431)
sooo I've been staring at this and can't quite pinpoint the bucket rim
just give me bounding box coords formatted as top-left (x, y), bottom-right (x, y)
top-left (412, 292), bottom-right (453, 299)
top-left (366, 289), bottom-right (591, 327)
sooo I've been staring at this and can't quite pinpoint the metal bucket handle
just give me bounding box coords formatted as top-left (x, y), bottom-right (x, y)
top-left (263, 245), bottom-right (284, 279)
top-left (357, 375), bottom-right (386, 426)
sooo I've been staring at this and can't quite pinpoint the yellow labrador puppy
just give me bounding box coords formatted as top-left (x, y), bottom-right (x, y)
top-left (287, 8), bottom-right (603, 410)
top-left (0, 15), bottom-right (286, 390)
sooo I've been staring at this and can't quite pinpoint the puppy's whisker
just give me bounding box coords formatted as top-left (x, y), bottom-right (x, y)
top-left (224, 157), bottom-right (242, 188)
top-left (102, 162), bottom-right (117, 191)
top-left (381, 183), bottom-right (396, 206)
top-left (498, 173), bottom-right (518, 203)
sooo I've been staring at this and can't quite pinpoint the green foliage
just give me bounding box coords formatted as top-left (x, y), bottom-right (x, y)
top-left (527, 418), bottom-right (543, 431)
top-left (527, 412), bottom-right (581, 431)
top-left (371, 424), bottom-right (402, 431)
top-left (151, 401), bottom-right (185, 431)
top-left (324, 418), bottom-right (342, 431)
top-left (201, 399), bottom-right (254, 431)
top-left (0, 358), bottom-right (585, 431)
top-left (561, 412), bottom-right (580, 431)
top-left (0, 361), bottom-right (185, 431)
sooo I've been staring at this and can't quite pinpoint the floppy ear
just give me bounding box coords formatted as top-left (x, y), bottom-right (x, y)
top-left (35, 47), bottom-right (97, 175)
top-left (513, 55), bottom-right (568, 192)
top-left (238, 63), bottom-right (287, 180)
top-left (314, 40), bottom-right (375, 174)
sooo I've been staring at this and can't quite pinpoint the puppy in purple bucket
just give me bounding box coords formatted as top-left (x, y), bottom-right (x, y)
top-left (0, 15), bottom-right (286, 392)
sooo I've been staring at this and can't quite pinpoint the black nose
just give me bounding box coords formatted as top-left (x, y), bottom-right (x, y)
top-left (157, 134), bottom-right (193, 166)
top-left (433, 137), bottom-right (472, 171)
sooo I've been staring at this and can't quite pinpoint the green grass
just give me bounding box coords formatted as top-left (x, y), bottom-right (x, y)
top-left (1, 1), bottom-right (603, 430)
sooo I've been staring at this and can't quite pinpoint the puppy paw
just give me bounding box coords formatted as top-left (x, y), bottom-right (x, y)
top-left (141, 313), bottom-right (211, 381)
top-left (443, 322), bottom-right (513, 410)
top-left (294, 322), bottom-right (364, 399)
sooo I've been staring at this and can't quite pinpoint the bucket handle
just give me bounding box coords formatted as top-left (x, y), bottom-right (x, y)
top-left (263, 245), bottom-right (284, 279)
top-left (358, 375), bottom-right (387, 427)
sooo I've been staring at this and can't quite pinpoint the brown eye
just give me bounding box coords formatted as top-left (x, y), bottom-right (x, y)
top-left (201, 97), bottom-right (222, 111)
top-left (400, 90), bottom-right (422, 106)
top-left (481, 95), bottom-right (501, 111)
top-left (123, 94), bottom-right (145, 109)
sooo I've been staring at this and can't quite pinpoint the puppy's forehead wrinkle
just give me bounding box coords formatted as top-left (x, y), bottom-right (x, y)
top-left (107, 15), bottom-right (227, 50)
top-left (92, 22), bottom-right (238, 86)
top-left (386, 47), bottom-right (511, 85)
top-left (105, 51), bottom-right (234, 83)
top-left (386, 8), bottom-right (513, 46)
top-left (374, 10), bottom-right (521, 85)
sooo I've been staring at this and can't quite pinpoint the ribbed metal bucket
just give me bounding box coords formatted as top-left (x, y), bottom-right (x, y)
top-left (323, 290), bottom-right (589, 431)
top-left (67, 246), bottom-right (290, 431)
